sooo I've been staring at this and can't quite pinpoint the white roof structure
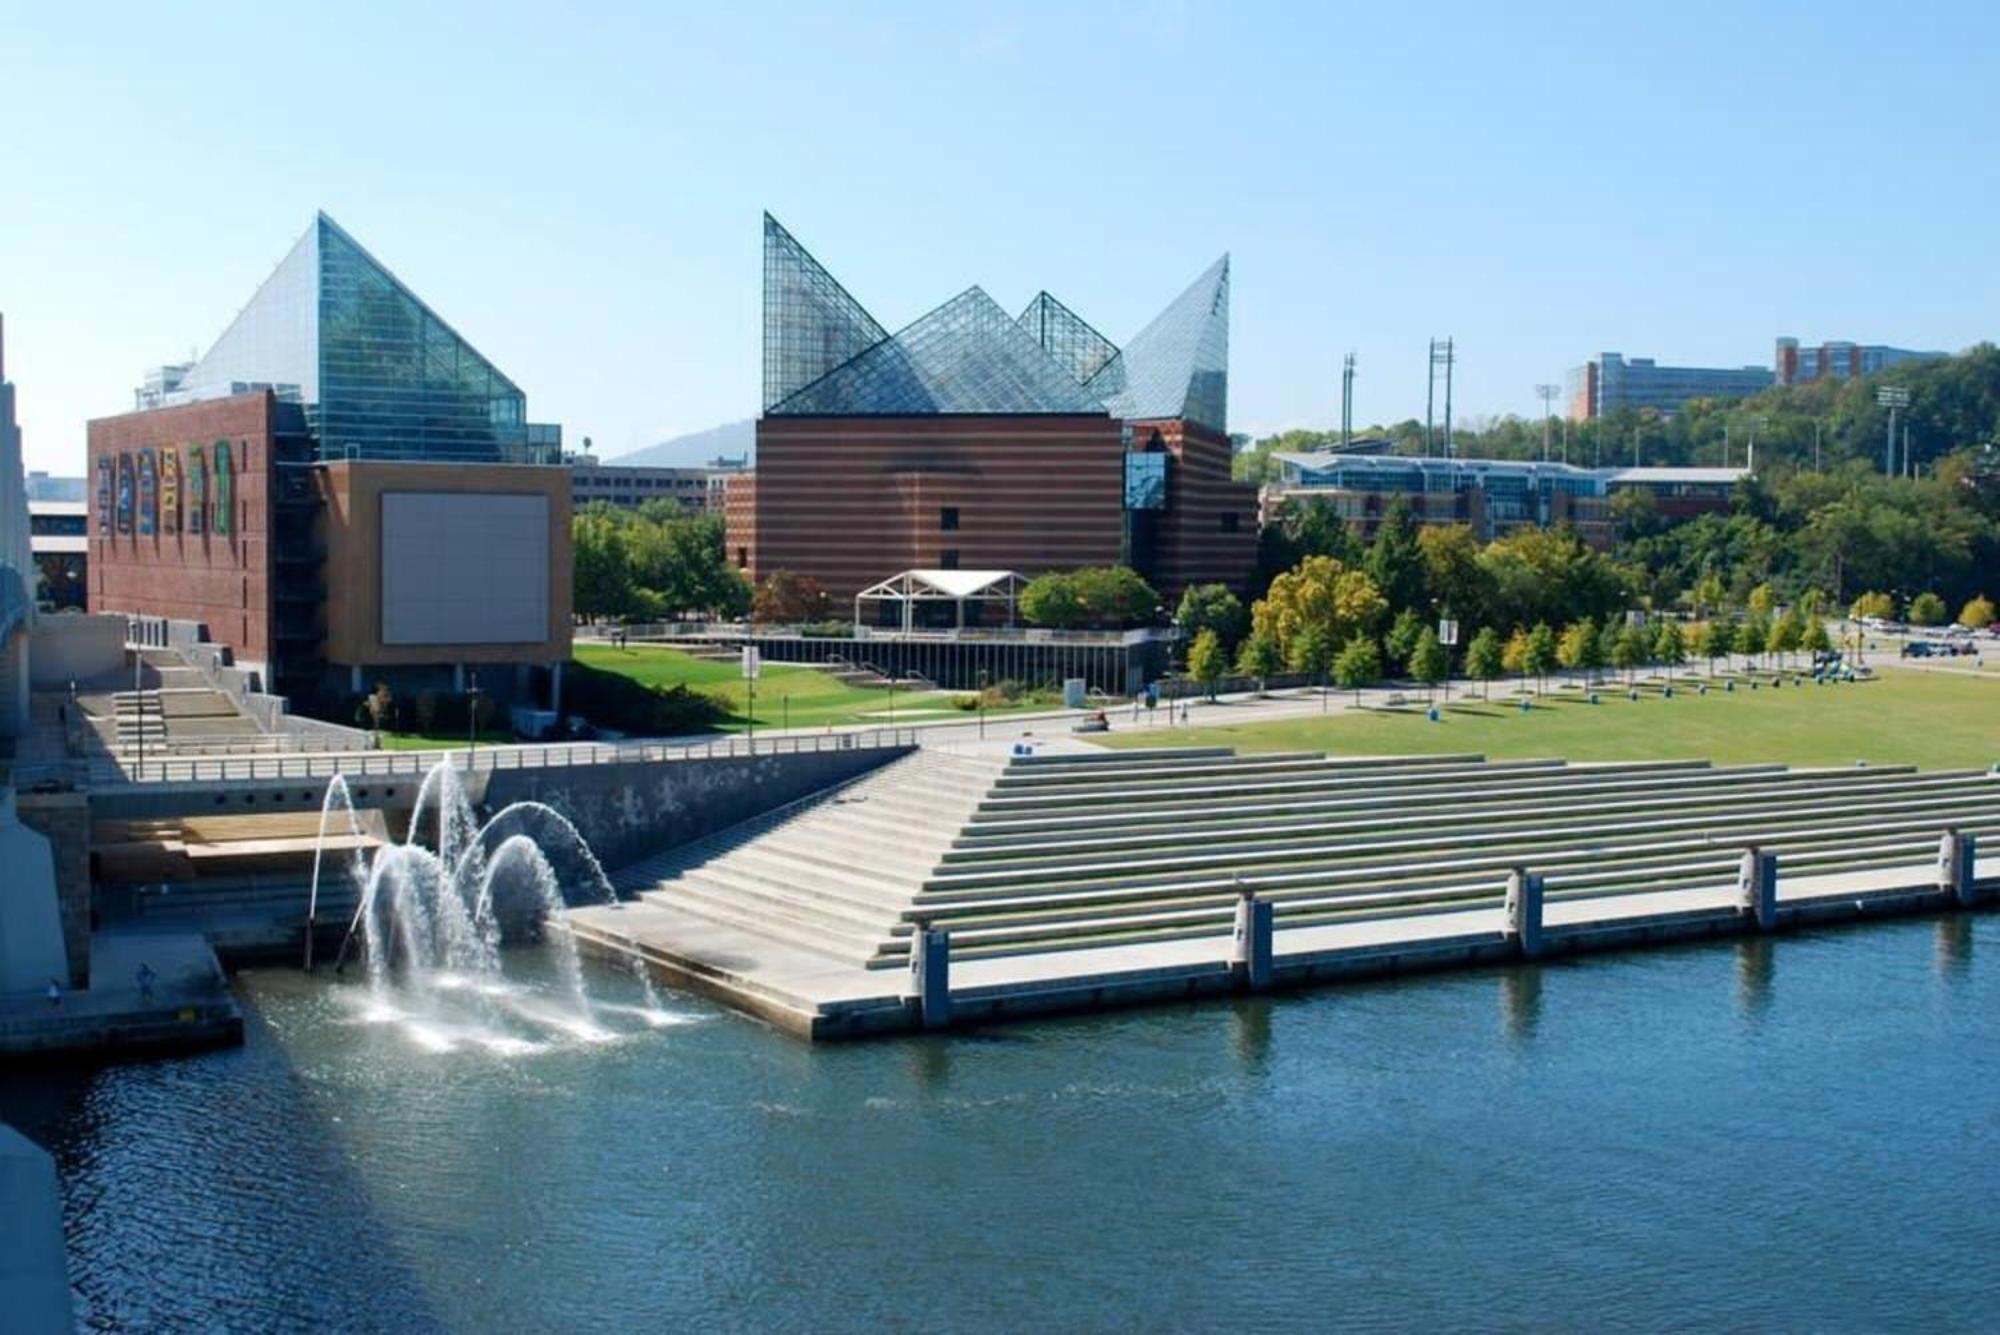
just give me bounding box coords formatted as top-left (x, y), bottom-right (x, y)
top-left (853, 569), bottom-right (1025, 632)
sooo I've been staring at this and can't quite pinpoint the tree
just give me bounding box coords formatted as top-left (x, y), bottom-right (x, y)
top-left (1332, 634), bottom-right (1381, 705)
top-left (1741, 612), bottom-right (1772, 666)
top-left (572, 511), bottom-right (638, 622)
top-left (1525, 622), bottom-right (1559, 694)
top-left (1187, 629), bottom-right (1226, 701)
top-left (1908, 591), bottom-right (1947, 627)
top-left (1613, 624), bottom-right (1649, 686)
top-left (1748, 582), bottom-right (1777, 616)
top-left (1653, 620), bottom-right (1687, 680)
top-left (751, 569), bottom-right (831, 624)
top-left (1557, 618), bottom-right (1597, 682)
top-left (1692, 573), bottom-right (1728, 618)
top-left (1290, 621), bottom-right (1338, 683)
top-left (1020, 571), bottom-right (1085, 629)
top-left (1385, 607), bottom-right (1426, 673)
top-left (1501, 626), bottom-right (1531, 694)
top-left (1698, 619), bottom-right (1735, 675)
top-left (1850, 590), bottom-right (1895, 622)
top-left (1409, 628), bottom-right (1448, 701)
top-left (1235, 631), bottom-right (1282, 694)
top-left (1767, 610), bottom-right (1803, 668)
top-left (1072, 566), bottom-right (1162, 627)
top-left (1251, 556), bottom-right (1386, 669)
top-left (1418, 524), bottom-right (1494, 628)
top-left (1173, 583), bottom-right (1248, 657)
top-left (1366, 497), bottom-right (1429, 616)
top-left (1958, 595), bottom-right (1996, 629)
top-left (1802, 617), bottom-right (1833, 657)
top-left (1465, 625), bottom-right (1504, 699)
top-left (1595, 620), bottom-right (1622, 685)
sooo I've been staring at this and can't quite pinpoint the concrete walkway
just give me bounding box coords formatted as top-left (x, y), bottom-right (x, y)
top-left (0, 931), bottom-right (242, 1058)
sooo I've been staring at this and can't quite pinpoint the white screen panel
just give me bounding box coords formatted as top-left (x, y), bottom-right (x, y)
top-left (380, 492), bottom-right (549, 645)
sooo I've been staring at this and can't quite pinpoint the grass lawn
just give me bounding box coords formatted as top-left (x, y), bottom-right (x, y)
top-left (379, 729), bottom-right (514, 751)
top-left (1108, 669), bottom-right (2000, 770)
top-left (574, 643), bottom-right (993, 732)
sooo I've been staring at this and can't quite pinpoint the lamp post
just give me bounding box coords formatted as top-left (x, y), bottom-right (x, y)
top-left (1876, 386), bottom-right (1910, 476)
top-left (466, 672), bottom-right (482, 765)
top-left (1534, 384), bottom-right (1559, 461)
top-left (977, 669), bottom-right (988, 740)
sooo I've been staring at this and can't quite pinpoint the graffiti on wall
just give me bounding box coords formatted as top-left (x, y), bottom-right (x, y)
top-left (115, 454), bottom-right (135, 535)
top-left (95, 457), bottom-right (112, 534)
top-left (137, 449), bottom-right (158, 536)
top-left (161, 447), bottom-right (181, 536)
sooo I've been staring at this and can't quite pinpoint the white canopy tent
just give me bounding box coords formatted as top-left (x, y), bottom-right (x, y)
top-left (853, 569), bottom-right (1026, 634)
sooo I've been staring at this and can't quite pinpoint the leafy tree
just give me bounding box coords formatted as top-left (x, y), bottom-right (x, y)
top-left (1525, 621), bottom-right (1559, 694)
top-left (1251, 556), bottom-right (1387, 668)
top-left (572, 511), bottom-right (638, 621)
top-left (751, 569), bottom-right (831, 624)
top-left (1698, 619), bottom-right (1735, 675)
top-left (1072, 566), bottom-right (1162, 627)
top-left (1595, 620), bottom-right (1622, 683)
top-left (1802, 617), bottom-right (1833, 656)
top-left (1187, 629), bottom-right (1226, 701)
top-left (1366, 497), bottom-right (1429, 615)
top-left (1742, 612), bottom-right (1772, 666)
top-left (1653, 620), bottom-right (1687, 679)
top-left (1748, 582), bottom-right (1777, 616)
top-left (1408, 627), bottom-right (1448, 700)
top-left (1332, 634), bottom-right (1382, 704)
top-left (1417, 524), bottom-right (1494, 629)
top-left (1290, 620), bottom-right (1338, 682)
top-left (1020, 571), bottom-right (1085, 628)
top-left (1557, 618), bottom-right (1597, 681)
top-left (1465, 625), bottom-right (1504, 699)
top-left (1173, 583), bottom-right (1248, 657)
top-left (1692, 573), bottom-right (1728, 617)
top-left (1613, 624), bottom-right (1649, 686)
top-left (1908, 591), bottom-right (1947, 626)
top-left (1850, 590), bottom-right (1895, 621)
top-left (1235, 630), bottom-right (1282, 694)
top-left (1767, 610), bottom-right (1803, 668)
top-left (1501, 626), bottom-right (1532, 693)
top-left (1385, 607), bottom-right (1426, 673)
top-left (1958, 595), bottom-right (1996, 629)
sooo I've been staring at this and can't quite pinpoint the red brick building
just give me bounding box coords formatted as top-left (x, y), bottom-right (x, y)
top-left (734, 216), bottom-right (1256, 614)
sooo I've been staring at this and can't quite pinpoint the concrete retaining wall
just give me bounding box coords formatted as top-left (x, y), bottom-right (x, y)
top-left (28, 612), bottom-right (125, 688)
top-left (486, 745), bottom-right (911, 883)
top-left (0, 1124), bottom-right (72, 1333)
top-left (15, 791), bottom-right (89, 988)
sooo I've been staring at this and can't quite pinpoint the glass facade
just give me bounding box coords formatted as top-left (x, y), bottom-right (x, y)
top-left (1123, 451), bottom-right (1167, 510)
top-left (172, 214), bottom-right (557, 463)
top-left (761, 215), bottom-right (1229, 432)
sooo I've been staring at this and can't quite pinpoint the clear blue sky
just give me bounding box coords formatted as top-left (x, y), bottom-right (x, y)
top-left (4, 1), bottom-right (1995, 472)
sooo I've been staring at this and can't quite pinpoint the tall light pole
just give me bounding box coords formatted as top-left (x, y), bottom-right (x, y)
top-left (1876, 386), bottom-right (1909, 476)
top-left (1534, 384), bottom-right (1559, 461)
top-left (1340, 353), bottom-right (1356, 451)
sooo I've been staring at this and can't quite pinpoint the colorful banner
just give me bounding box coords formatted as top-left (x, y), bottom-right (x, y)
top-left (188, 445), bottom-right (207, 536)
top-left (161, 448), bottom-right (181, 536)
top-left (115, 453), bottom-right (135, 535)
top-left (212, 440), bottom-right (234, 536)
top-left (95, 457), bottom-right (111, 533)
top-left (137, 449), bottom-right (157, 536)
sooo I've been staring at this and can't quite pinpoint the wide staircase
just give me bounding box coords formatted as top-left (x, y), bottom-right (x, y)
top-left (615, 749), bottom-right (1003, 963)
top-left (86, 648), bottom-right (265, 753)
top-left (615, 747), bottom-right (2000, 970)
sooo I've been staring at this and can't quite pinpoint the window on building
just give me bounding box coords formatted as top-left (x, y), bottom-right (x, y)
top-left (939, 506), bottom-right (959, 531)
top-left (1220, 511), bottom-right (1240, 533)
top-left (939, 549), bottom-right (960, 570)
top-left (736, 546), bottom-right (748, 568)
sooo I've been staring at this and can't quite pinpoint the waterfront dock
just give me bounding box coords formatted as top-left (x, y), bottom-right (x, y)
top-left (569, 747), bottom-right (2000, 1039)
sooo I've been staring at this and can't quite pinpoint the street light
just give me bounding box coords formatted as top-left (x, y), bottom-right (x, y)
top-left (1876, 386), bottom-right (1910, 476)
top-left (466, 672), bottom-right (482, 764)
top-left (1533, 384), bottom-right (1560, 461)
top-left (976, 669), bottom-right (988, 740)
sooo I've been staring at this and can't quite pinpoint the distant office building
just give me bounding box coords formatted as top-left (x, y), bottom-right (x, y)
top-left (0, 316), bottom-right (31, 734)
top-left (1265, 453), bottom-right (1746, 548)
top-left (568, 454), bottom-right (745, 514)
top-left (89, 213), bottom-right (571, 708)
top-left (1774, 337), bottom-right (1947, 386)
top-left (28, 500), bottom-right (86, 610)
top-left (24, 472), bottom-right (85, 503)
top-left (1566, 353), bottom-right (1773, 420)
top-left (732, 215), bottom-right (1254, 611)
top-left (134, 363), bottom-right (194, 412)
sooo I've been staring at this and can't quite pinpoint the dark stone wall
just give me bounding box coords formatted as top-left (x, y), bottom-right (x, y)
top-left (482, 745), bottom-right (910, 891)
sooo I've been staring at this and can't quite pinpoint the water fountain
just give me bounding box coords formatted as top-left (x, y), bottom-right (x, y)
top-left (304, 759), bottom-right (682, 1052)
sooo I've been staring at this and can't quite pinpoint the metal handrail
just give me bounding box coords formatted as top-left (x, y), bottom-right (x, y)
top-left (93, 727), bottom-right (919, 787)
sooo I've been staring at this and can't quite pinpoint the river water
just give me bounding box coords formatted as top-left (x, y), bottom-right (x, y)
top-left (5, 916), bottom-right (1997, 1332)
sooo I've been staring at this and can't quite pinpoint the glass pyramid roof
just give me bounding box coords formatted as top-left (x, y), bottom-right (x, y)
top-left (773, 287), bottom-right (1105, 416)
top-left (761, 216), bottom-right (1227, 430)
top-left (172, 214), bottom-right (549, 462)
top-left (1016, 292), bottom-right (1120, 385)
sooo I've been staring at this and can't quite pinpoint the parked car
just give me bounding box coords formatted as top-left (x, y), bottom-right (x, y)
top-left (1901, 641), bottom-right (1934, 658)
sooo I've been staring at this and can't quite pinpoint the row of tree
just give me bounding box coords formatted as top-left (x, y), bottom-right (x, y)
top-left (573, 502), bottom-right (750, 622)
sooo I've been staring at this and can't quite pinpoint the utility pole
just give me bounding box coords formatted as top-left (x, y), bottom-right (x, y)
top-left (1340, 352), bottom-right (1355, 450)
top-left (1876, 386), bottom-right (1909, 476)
top-left (1534, 384), bottom-right (1559, 461)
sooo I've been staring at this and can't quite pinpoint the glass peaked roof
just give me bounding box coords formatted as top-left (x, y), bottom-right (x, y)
top-left (172, 213), bottom-right (553, 463)
top-left (762, 214), bottom-right (888, 412)
top-left (1016, 292), bottom-right (1120, 386)
top-left (761, 216), bottom-right (1228, 429)
top-left (773, 287), bottom-right (1104, 416)
top-left (1088, 255), bottom-right (1229, 433)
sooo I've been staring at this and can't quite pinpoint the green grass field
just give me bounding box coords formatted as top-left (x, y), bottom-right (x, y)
top-left (574, 643), bottom-right (984, 732)
top-left (379, 729), bottom-right (514, 751)
top-left (1108, 668), bottom-right (2000, 770)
